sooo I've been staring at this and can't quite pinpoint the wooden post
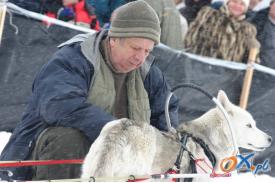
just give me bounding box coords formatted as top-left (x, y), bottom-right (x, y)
top-left (0, 4), bottom-right (7, 45)
top-left (239, 48), bottom-right (259, 109)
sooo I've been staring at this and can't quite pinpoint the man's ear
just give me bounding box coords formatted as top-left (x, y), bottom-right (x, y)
top-left (109, 38), bottom-right (116, 47)
top-left (217, 90), bottom-right (232, 113)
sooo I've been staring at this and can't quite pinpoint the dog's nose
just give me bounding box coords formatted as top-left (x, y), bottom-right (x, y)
top-left (268, 136), bottom-right (272, 143)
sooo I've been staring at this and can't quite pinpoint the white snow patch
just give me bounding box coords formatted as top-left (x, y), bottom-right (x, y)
top-left (0, 131), bottom-right (11, 155)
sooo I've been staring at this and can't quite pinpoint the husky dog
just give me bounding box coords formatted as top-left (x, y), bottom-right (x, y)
top-left (81, 90), bottom-right (272, 181)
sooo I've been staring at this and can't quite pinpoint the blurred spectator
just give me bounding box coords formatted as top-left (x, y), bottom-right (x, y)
top-left (174, 0), bottom-right (183, 5)
top-left (174, 0), bottom-right (189, 40)
top-left (8, 0), bottom-right (46, 12)
top-left (139, 0), bottom-right (185, 49)
top-left (43, 0), bottom-right (100, 30)
top-left (179, 0), bottom-right (212, 24)
top-left (246, 0), bottom-right (263, 21)
top-left (211, 0), bottom-right (263, 21)
top-left (184, 0), bottom-right (260, 63)
top-left (9, 0), bottom-right (100, 30)
top-left (248, 1), bottom-right (272, 38)
top-left (250, 0), bottom-right (275, 68)
top-left (87, 0), bottom-right (185, 50)
top-left (211, 1), bottom-right (224, 9)
top-left (85, 0), bottom-right (125, 28)
top-left (248, 0), bottom-right (262, 9)
top-left (179, 12), bottom-right (189, 42)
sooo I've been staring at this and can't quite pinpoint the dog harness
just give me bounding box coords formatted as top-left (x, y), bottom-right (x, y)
top-left (169, 132), bottom-right (217, 182)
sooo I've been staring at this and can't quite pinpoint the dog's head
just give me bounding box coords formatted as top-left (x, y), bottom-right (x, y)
top-left (217, 90), bottom-right (272, 151)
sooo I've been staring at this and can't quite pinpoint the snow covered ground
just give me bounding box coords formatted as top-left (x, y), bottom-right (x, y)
top-left (0, 131), bottom-right (11, 155)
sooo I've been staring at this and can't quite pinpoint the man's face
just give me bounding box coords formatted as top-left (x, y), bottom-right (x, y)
top-left (270, 3), bottom-right (275, 21)
top-left (228, 0), bottom-right (247, 17)
top-left (109, 37), bottom-right (154, 73)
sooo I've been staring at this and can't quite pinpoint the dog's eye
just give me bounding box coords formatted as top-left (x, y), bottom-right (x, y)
top-left (246, 124), bottom-right (252, 128)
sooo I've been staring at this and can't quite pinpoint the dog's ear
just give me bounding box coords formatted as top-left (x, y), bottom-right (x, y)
top-left (217, 90), bottom-right (232, 112)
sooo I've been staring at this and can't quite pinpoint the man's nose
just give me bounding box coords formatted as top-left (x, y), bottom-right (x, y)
top-left (268, 136), bottom-right (272, 143)
top-left (134, 51), bottom-right (146, 63)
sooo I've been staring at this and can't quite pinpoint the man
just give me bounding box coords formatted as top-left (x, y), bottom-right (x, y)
top-left (0, 0), bottom-right (178, 181)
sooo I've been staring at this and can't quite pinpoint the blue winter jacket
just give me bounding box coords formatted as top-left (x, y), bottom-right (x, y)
top-left (0, 31), bottom-right (179, 180)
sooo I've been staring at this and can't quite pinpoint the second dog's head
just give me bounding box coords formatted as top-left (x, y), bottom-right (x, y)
top-left (177, 90), bottom-right (272, 153)
top-left (216, 90), bottom-right (272, 151)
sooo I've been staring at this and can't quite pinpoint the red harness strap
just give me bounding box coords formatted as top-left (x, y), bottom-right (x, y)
top-left (166, 168), bottom-right (178, 182)
top-left (127, 178), bottom-right (149, 182)
top-left (0, 159), bottom-right (83, 167)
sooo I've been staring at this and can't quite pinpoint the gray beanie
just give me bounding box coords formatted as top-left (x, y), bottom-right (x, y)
top-left (108, 0), bottom-right (161, 44)
top-left (271, 0), bottom-right (275, 5)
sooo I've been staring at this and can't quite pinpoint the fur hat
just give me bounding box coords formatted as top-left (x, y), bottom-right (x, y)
top-left (225, 0), bottom-right (250, 9)
top-left (108, 0), bottom-right (161, 44)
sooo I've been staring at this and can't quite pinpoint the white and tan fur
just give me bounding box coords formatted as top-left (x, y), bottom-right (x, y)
top-left (81, 90), bottom-right (272, 181)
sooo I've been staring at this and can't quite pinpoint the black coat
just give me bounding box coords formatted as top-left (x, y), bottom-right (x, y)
top-left (248, 8), bottom-right (275, 68)
top-left (180, 0), bottom-right (212, 24)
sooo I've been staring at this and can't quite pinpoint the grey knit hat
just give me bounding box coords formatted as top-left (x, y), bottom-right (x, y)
top-left (108, 0), bottom-right (161, 44)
